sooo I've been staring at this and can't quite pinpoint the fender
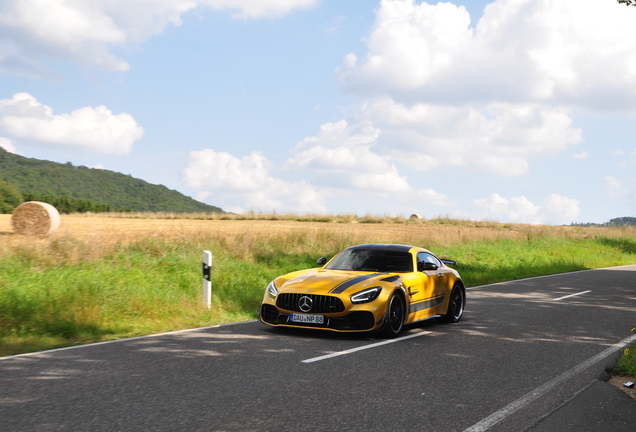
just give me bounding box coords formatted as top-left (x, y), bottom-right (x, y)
top-left (378, 284), bottom-right (407, 327)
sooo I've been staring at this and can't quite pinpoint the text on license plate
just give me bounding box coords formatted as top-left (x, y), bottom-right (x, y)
top-left (290, 313), bottom-right (324, 324)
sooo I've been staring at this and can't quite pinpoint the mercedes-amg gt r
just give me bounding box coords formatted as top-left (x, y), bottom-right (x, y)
top-left (259, 244), bottom-right (465, 337)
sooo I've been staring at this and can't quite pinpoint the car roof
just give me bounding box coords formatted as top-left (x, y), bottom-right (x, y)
top-left (346, 244), bottom-right (418, 253)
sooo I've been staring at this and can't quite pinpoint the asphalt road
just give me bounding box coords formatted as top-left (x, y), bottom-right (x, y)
top-left (1, 265), bottom-right (635, 431)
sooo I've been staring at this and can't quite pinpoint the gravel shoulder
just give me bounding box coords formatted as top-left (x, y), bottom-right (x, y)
top-left (609, 375), bottom-right (636, 400)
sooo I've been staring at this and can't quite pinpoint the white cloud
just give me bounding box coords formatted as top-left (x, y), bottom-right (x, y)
top-left (0, 93), bottom-right (144, 154)
top-left (203, 0), bottom-right (319, 19)
top-left (183, 149), bottom-right (271, 191)
top-left (0, 0), bottom-right (320, 77)
top-left (355, 98), bottom-right (581, 175)
top-left (541, 194), bottom-right (581, 224)
top-left (284, 120), bottom-right (454, 208)
top-left (182, 148), bottom-right (327, 213)
top-left (0, 137), bottom-right (16, 153)
top-left (415, 188), bottom-right (454, 207)
top-left (605, 176), bottom-right (622, 198)
top-left (573, 151), bottom-right (589, 159)
top-left (336, 1), bottom-right (473, 102)
top-left (327, 2), bottom-right (592, 178)
top-left (337, 0), bottom-right (636, 112)
top-left (289, 120), bottom-right (441, 193)
top-left (474, 193), bottom-right (539, 223)
top-left (474, 192), bottom-right (580, 224)
top-left (183, 141), bottom-right (454, 214)
top-left (287, 120), bottom-right (413, 191)
top-left (287, 100), bottom-right (581, 182)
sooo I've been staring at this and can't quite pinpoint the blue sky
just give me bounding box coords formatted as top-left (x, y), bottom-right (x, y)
top-left (1, 0), bottom-right (635, 224)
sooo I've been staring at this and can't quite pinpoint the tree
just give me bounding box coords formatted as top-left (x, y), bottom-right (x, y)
top-left (0, 176), bottom-right (23, 213)
top-left (618, 0), bottom-right (636, 6)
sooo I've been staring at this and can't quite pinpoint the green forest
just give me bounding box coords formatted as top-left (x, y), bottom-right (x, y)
top-left (0, 148), bottom-right (223, 214)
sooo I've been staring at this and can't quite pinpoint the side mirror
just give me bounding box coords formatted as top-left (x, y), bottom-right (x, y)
top-left (317, 257), bottom-right (327, 266)
top-left (418, 262), bottom-right (438, 272)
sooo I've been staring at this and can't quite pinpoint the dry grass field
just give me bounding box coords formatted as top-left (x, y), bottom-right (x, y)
top-left (0, 213), bottom-right (623, 253)
top-left (0, 213), bottom-right (511, 246)
top-left (3, 212), bottom-right (634, 274)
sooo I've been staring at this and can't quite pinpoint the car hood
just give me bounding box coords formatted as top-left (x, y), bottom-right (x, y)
top-left (276, 269), bottom-right (394, 295)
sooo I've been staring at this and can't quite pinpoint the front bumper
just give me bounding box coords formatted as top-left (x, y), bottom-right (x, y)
top-left (260, 304), bottom-right (378, 331)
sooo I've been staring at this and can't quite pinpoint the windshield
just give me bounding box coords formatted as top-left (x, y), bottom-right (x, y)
top-left (325, 249), bottom-right (413, 273)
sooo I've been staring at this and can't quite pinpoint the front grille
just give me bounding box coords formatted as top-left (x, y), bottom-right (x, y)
top-left (276, 293), bottom-right (345, 313)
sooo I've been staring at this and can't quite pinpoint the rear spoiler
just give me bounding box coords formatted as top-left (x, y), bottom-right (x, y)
top-left (441, 259), bottom-right (457, 266)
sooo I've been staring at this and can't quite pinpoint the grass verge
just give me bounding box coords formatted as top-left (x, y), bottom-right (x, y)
top-left (613, 343), bottom-right (636, 377)
top-left (610, 329), bottom-right (636, 400)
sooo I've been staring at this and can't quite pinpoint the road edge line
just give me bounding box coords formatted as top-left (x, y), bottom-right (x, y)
top-left (0, 320), bottom-right (258, 361)
top-left (465, 264), bottom-right (636, 291)
top-left (462, 333), bottom-right (636, 432)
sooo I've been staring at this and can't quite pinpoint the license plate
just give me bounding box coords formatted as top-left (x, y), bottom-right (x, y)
top-left (290, 313), bottom-right (324, 324)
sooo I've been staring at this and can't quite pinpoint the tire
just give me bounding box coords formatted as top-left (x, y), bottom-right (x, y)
top-left (443, 284), bottom-right (465, 323)
top-left (383, 292), bottom-right (405, 337)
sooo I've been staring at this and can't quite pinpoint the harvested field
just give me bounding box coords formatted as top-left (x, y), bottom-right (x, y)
top-left (0, 213), bottom-right (624, 251)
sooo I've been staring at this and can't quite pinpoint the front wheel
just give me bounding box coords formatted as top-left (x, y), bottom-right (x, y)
top-left (383, 293), bottom-right (405, 337)
top-left (442, 284), bottom-right (465, 323)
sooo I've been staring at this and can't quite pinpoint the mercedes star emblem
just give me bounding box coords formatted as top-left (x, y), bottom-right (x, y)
top-left (298, 295), bottom-right (313, 312)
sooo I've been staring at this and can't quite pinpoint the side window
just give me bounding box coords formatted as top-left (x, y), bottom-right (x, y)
top-left (417, 252), bottom-right (441, 271)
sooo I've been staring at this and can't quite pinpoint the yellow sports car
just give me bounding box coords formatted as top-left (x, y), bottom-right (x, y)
top-left (259, 244), bottom-right (465, 337)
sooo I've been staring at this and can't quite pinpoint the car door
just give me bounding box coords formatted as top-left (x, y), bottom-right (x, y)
top-left (415, 252), bottom-right (449, 316)
top-left (402, 252), bottom-right (439, 323)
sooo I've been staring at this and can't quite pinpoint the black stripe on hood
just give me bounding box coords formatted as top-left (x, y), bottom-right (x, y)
top-left (330, 273), bottom-right (381, 294)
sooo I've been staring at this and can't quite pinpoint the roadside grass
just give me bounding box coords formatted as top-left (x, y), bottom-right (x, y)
top-left (1, 216), bottom-right (636, 357)
top-left (610, 334), bottom-right (636, 400)
top-left (436, 235), bottom-right (635, 286)
top-left (613, 344), bottom-right (636, 377)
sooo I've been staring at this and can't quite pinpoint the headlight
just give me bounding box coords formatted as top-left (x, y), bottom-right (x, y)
top-left (267, 281), bottom-right (278, 299)
top-left (351, 286), bottom-right (382, 304)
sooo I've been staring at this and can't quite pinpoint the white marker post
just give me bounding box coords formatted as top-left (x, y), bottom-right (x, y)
top-left (202, 250), bottom-right (212, 309)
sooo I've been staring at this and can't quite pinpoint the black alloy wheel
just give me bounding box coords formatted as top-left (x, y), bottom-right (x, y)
top-left (443, 284), bottom-right (465, 323)
top-left (383, 293), bottom-right (405, 337)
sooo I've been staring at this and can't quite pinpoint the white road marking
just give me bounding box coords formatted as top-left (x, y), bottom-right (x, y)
top-left (462, 333), bottom-right (636, 432)
top-left (0, 321), bottom-right (258, 361)
top-left (302, 331), bottom-right (432, 363)
top-left (553, 290), bottom-right (591, 301)
top-left (465, 264), bottom-right (636, 291)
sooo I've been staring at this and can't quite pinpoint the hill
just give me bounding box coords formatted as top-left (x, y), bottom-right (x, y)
top-left (606, 217), bottom-right (636, 227)
top-left (0, 148), bottom-right (223, 213)
top-left (571, 217), bottom-right (636, 228)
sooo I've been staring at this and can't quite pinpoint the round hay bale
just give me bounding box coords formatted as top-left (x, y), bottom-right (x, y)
top-left (409, 213), bottom-right (423, 223)
top-left (11, 201), bottom-right (61, 237)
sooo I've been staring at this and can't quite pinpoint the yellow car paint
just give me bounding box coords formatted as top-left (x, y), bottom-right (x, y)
top-left (259, 244), bottom-right (465, 336)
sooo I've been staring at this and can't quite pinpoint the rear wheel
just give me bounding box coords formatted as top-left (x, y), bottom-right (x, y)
top-left (443, 284), bottom-right (465, 323)
top-left (383, 293), bottom-right (405, 337)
